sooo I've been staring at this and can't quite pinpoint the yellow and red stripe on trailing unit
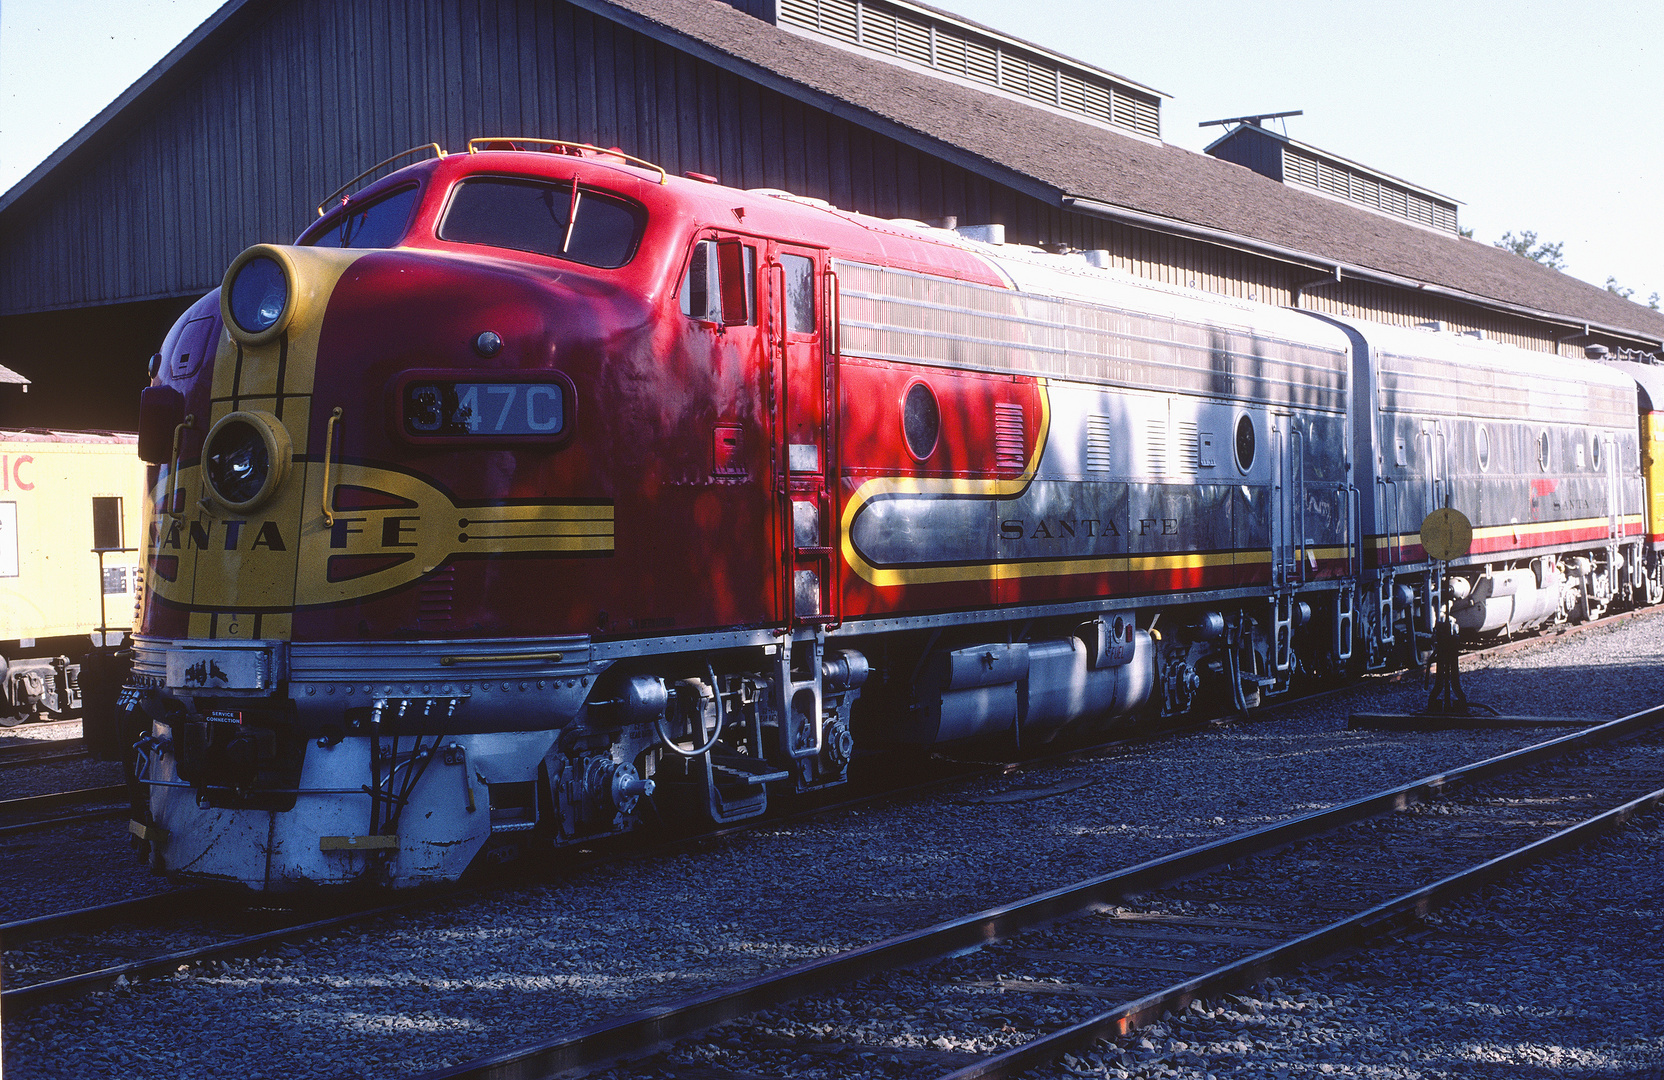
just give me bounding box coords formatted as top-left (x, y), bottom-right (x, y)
top-left (1370, 514), bottom-right (1646, 567)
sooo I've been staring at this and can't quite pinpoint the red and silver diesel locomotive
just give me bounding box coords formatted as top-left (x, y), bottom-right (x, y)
top-left (104, 140), bottom-right (1661, 890)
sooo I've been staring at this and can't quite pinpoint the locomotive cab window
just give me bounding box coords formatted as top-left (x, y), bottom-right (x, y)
top-left (440, 177), bottom-right (645, 268)
top-left (782, 253), bottom-right (815, 334)
top-left (302, 185), bottom-right (421, 248)
top-left (679, 239), bottom-right (755, 324)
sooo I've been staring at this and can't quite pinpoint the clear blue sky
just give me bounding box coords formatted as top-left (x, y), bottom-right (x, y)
top-left (2, 0), bottom-right (1659, 303)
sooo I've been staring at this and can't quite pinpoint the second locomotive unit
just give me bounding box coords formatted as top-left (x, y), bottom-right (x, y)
top-left (107, 141), bottom-right (1657, 889)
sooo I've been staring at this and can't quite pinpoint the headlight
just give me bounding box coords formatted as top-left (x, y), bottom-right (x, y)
top-left (220, 246), bottom-right (300, 345)
top-left (202, 411), bottom-right (291, 512)
top-left (229, 257), bottom-right (288, 334)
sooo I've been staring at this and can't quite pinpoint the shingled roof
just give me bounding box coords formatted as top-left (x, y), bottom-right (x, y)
top-left (577, 0), bottom-right (1664, 347)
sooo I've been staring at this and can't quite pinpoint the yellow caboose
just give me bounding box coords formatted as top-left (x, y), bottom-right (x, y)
top-left (0, 429), bottom-right (144, 723)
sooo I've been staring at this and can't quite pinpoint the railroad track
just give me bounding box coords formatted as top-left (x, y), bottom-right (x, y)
top-left (0, 735), bottom-right (90, 768)
top-left (0, 682), bottom-right (1353, 1014)
top-left (0, 784), bottom-right (130, 836)
top-left (0, 615), bottom-right (1626, 1023)
top-left (397, 703), bottom-right (1664, 1080)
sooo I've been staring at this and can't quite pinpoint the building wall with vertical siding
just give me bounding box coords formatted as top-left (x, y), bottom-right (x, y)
top-left (0, 0), bottom-right (1638, 426)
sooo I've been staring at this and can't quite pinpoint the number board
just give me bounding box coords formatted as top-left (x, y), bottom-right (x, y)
top-left (399, 375), bottom-right (571, 441)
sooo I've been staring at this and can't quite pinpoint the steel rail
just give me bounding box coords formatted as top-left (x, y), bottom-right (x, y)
top-left (0, 806), bottom-right (129, 837)
top-left (0, 785), bottom-right (127, 815)
top-left (0, 683), bottom-right (1341, 1017)
top-left (0, 888), bottom-right (216, 946)
top-left (940, 781), bottom-right (1664, 1079)
top-left (404, 702), bottom-right (1664, 1080)
top-left (2, 898), bottom-right (427, 1010)
top-left (0, 641), bottom-right (1584, 1024)
top-left (0, 737), bottom-right (89, 766)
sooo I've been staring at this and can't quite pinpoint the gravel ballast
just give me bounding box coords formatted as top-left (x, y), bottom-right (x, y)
top-left (5, 614), bottom-right (1664, 1079)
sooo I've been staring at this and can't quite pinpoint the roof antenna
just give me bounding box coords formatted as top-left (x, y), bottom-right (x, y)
top-left (1199, 109), bottom-right (1303, 137)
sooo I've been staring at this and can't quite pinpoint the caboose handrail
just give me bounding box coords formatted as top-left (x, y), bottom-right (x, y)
top-left (315, 143), bottom-right (448, 217)
top-left (464, 138), bottom-right (668, 184)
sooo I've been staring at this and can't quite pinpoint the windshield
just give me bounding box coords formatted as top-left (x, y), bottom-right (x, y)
top-left (438, 177), bottom-right (645, 268)
top-left (302, 186), bottom-right (420, 248)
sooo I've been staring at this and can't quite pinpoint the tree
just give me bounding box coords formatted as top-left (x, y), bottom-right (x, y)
top-left (1607, 277), bottom-right (1662, 311)
top-left (1495, 230), bottom-right (1566, 271)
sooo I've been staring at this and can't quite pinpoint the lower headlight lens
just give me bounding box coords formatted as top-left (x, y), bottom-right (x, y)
top-left (228, 256), bottom-right (289, 336)
top-left (202, 411), bottom-right (291, 511)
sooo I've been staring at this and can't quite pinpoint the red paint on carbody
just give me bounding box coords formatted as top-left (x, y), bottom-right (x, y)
top-left (142, 145), bottom-right (1649, 653)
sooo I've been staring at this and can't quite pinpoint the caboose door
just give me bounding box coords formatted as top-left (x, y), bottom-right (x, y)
top-left (764, 243), bottom-right (837, 627)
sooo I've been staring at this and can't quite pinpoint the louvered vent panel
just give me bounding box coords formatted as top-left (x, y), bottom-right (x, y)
top-left (1131, 95), bottom-right (1160, 138)
top-left (1146, 418), bottom-right (1167, 475)
top-left (1284, 149), bottom-right (1319, 187)
top-left (784, 0), bottom-right (1160, 136)
top-left (1034, 65), bottom-right (1059, 104)
top-left (1059, 72), bottom-right (1086, 112)
top-left (860, 6), bottom-right (898, 51)
top-left (1277, 145), bottom-right (1458, 232)
top-left (784, 0), bottom-right (859, 42)
top-left (779, 0), bottom-right (818, 27)
top-left (964, 39), bottom-right (998, 84)
top-left (994, 402), bottom-right (1027, 470)
top-left (1111, 89), bottom-right (1135, 130)
top-left (1082, 82), bottom-right (1113, 122)
top-left (999, 54), bottom-right (1028, 94)
top-left (1175, 421), bottom-right (1199, 473)
top-left (1087, 415), bottom-right (1114, 472)
top-left (896, 16), bottom-right (931, 64)
top-left (934, 33), bottom-right (965, 75)
top-left (1318, 161), bottom-right (1348, 197)
top-left (417, 565), bottom-right (456, 628)
top-left (822, 0), bottom-right (859, 41)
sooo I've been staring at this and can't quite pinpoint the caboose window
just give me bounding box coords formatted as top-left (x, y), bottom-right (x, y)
top-left (91, 496), bottom-right (124, 552)
top-left (302, 186), bottom-right (420, 248)
top-left (440, 178), bottom-right (644, 268)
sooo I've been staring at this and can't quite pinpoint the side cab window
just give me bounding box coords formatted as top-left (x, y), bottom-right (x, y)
top-left (780, 252), bottom-right (815, 334)
top-left (679, 237), bottom-right (756, 324)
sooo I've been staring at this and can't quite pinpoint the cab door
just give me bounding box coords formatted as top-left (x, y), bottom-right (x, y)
top-left (1270, 413), bottom-right (1302, 588)
top-left (763, 243), bottom-right (837, 627)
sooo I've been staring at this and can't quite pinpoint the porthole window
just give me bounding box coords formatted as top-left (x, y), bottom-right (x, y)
top-left (1475, 425), bottom-right (1491, 472)
top-left (903, 381), bottom-right (940, 460)
top-left (1234, 414), bottom-right (1256, 472)
top-left (1591, 435), bottom-right (1602, 469)
top-left (1538, 430), bottom-right (1551, 472)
